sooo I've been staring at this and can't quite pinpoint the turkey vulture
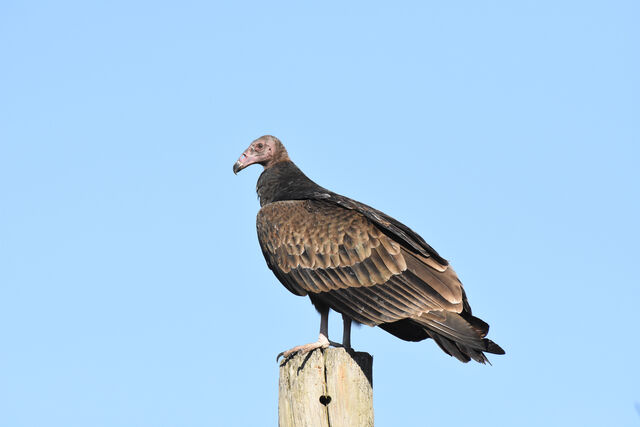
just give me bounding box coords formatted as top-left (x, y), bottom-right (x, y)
top-left (233, 135), bottom-right (504, 364)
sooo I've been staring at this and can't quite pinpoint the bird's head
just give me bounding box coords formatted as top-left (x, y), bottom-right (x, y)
top-left (233, 135), bottom-right (290, 174)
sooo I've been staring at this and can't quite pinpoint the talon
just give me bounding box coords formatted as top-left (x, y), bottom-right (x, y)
top-left (277, 333), bottom-right (331, 362)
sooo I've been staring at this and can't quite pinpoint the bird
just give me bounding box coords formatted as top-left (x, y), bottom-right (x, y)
top-left (233, 135), bottom-right (505, 364)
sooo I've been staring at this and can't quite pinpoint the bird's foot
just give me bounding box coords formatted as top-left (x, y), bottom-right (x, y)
top-left (276, 333), bottom-right (331, 361)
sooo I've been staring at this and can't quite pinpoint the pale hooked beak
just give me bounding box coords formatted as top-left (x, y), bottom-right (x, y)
top-left (233, 148), bottom-right (261, 174)
top-left (233, 153), bottom-right (248, 174)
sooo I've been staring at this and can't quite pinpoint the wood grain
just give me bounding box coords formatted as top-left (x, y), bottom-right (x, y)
top-left (278, 348), bottom-right (373, 427)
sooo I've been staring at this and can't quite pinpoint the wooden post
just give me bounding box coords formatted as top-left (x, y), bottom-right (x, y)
top-left (278, 348), bottom-right (373, 427)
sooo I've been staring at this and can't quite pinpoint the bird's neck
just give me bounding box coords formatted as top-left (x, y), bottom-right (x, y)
top-left (256, 161), bottom-right (324, 206)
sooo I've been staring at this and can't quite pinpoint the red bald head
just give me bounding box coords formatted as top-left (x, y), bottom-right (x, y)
top-left (233, 135), bottom-right (290, 174)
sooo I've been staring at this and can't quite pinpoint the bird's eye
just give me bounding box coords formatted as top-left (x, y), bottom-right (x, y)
top-left (256, 143), bottom-right (264, 150)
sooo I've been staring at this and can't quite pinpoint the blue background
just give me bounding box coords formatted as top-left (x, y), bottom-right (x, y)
top-left (1, 1), bottom-right (638, 426)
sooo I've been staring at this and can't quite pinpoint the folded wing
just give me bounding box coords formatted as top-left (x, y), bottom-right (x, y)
top-left (257, 199), bottom-right (504, 363)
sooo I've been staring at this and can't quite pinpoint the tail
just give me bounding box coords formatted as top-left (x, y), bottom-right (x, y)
top-left (414, 311), bottom-right (505, 364)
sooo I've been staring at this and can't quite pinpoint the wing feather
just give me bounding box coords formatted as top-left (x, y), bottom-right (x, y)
top-left (256, 199), bottom-right (464, 326)
top-left (256, 198), bottom-right (503, 362)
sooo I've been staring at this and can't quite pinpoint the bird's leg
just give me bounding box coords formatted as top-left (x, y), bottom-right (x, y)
top-left (277, 307), bottom-right (331, 361)
top-left (342, 314), bottom-right (352, 350)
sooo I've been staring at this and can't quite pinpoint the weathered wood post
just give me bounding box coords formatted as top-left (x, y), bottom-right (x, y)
top-left (278, 348), bottom-right (373, 427)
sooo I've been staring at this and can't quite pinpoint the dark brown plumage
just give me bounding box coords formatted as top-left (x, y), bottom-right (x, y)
top-left (234, 135), bottom-right (505, 363)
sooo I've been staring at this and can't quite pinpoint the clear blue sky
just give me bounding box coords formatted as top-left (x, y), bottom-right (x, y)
top-left (1, 1), bottom-right (638, 426)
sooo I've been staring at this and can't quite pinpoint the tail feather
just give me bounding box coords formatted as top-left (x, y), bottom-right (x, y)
top-left (415, 311), bottom-right (505, 364)
top-left (484, 338), bottom-right (505, 355)
top-left (427, 330), bottom-right (471, 363)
